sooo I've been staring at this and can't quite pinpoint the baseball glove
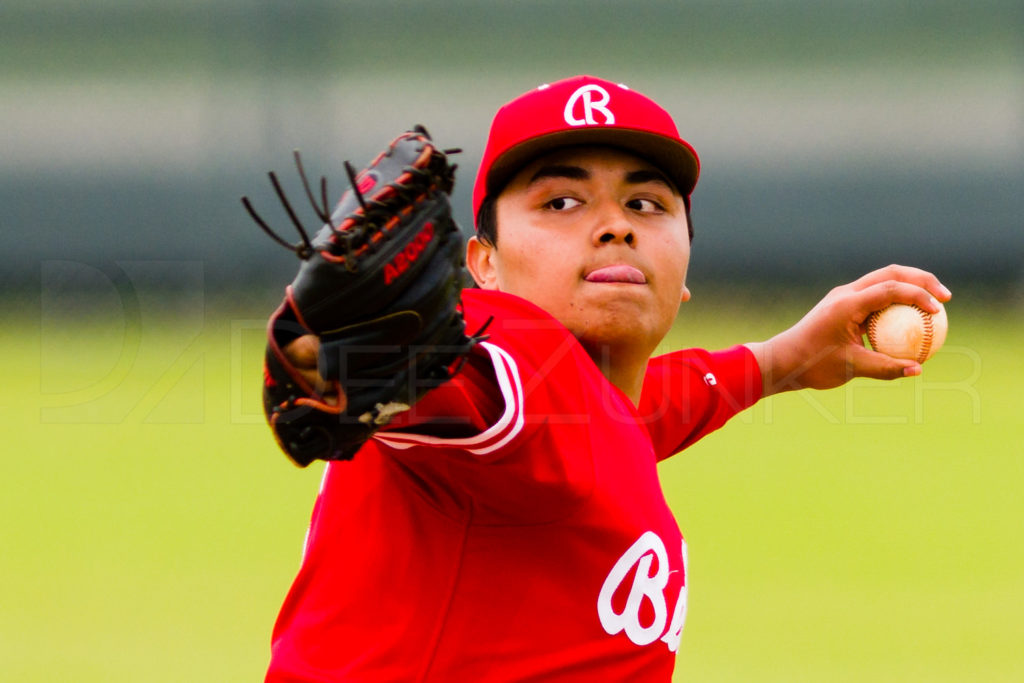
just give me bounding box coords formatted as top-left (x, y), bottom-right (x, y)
top-left (242, 127), bottom-right (483, 467)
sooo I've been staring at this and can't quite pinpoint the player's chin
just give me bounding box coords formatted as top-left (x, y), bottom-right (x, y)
top-left (586, 282), bottom-right (677, 315)
top-left (575, 302), bottom-right (665, 348)
top-left (581, 286), bottom-right (653, 316)
top-left (580, 280), bottom-right (653, 303)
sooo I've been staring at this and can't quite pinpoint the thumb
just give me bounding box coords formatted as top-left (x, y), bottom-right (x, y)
top-left (849, 344), bottom-right (921, 380)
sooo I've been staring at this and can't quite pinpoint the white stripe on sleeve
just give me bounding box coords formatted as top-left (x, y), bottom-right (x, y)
top-left (372, 342), bottom-right (525, 456)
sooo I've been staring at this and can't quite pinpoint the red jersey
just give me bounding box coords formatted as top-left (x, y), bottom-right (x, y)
top-left (267, 289), bottom-right (761, 682)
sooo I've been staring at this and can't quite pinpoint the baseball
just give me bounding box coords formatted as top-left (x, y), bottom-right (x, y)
top-left (866, 302), bottom-right (948, 363)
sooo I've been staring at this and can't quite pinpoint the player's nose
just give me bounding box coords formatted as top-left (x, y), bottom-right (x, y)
top-left (593, 202), bottom-right (630, 248)
top-left (594, 209), bottom-right (636, 246)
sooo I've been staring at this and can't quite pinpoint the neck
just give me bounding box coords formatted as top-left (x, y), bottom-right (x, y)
top-left (582, 342), bottom-right (649, 405)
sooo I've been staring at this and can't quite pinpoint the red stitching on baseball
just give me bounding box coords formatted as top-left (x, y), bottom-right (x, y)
top-left (916, 305), bottom-right (933, 364)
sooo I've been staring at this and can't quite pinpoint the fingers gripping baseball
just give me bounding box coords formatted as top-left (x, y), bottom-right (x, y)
top-left (846, 264), bottom-right (951, 303)
top-left (750, 265), bottom-right (951, 395)
top-left (843, 272), bottom-right (949, 329)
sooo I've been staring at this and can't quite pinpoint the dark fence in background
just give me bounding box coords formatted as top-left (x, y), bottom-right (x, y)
top-left (2, 0), bottom-right (1021, 299)
top-left (3, 165), bottom-right (1020, 294)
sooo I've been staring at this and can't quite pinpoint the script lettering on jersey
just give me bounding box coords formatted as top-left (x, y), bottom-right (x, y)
top-left (564, 84), bottom-right (616, 127)
top-left (383, 221), bottom-right (434, 285)
top-left (597, 531), bottom-right (688, 652)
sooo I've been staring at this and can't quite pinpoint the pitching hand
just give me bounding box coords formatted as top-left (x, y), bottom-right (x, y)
top-left (745, 264), bottom-right (952, 395)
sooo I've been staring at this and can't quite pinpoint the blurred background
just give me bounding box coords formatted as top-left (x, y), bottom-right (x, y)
top-left (2, 1), bottom-right (1021, 681)
top-left (3, 0), bottom-right (1022, 292)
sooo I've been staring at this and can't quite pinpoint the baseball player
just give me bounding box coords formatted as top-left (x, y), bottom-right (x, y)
top-left (248, 75), bottom-right (951, 681)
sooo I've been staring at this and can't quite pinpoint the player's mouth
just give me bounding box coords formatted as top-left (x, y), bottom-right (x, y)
top-left (584, 265), bottom-right (647, 284)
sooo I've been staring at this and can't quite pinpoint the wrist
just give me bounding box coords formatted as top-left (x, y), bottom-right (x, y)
top-left (744, 332), bottom-right (803, 397)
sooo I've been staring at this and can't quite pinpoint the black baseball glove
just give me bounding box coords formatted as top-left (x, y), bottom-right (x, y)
top-left (243, 127), bottom-right (482, 467)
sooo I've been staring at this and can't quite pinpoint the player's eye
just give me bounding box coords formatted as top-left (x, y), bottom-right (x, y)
top-left (625, 198), bottom-right (665, 213)
top-left (544, 196), bottom-right (582, 211)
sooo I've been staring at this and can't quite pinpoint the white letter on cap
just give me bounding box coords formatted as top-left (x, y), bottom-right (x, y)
top-left (564, 85), bottom-right (616, 127)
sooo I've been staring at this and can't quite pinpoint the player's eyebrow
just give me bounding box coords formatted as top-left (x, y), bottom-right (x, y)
top-left (527, 164), bottom-right (590, 185)
top-left (624, 169), bottom-right (677, 194)
top-left (526, 165), bottom-right (677, 195)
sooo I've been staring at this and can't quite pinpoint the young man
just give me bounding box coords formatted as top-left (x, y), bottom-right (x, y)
top-left (264, 75), bottom-right (951, 681)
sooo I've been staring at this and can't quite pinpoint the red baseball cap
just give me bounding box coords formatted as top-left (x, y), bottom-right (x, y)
top-left (472, 75), bottom-right (700, 225)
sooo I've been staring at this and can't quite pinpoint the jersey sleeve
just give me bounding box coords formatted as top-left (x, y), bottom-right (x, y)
top-left (372, 340), bottom-right (525, 457)
top-left (638, 344), bottom-right (763, 461)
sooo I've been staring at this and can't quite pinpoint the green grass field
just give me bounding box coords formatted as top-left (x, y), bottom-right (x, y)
top-left (2, 292), bottom-right (1021, 681)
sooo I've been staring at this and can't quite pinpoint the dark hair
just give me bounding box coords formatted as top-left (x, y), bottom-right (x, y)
top-left (474, 194), bottom-right (694, 248)
top-left (475, 195), bottom-right (499, 247)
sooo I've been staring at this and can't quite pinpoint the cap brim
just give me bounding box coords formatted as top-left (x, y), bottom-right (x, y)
top-left (485, 128), bottom-right (700, 199)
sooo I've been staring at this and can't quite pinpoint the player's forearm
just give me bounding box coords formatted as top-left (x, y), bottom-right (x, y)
top-left (742, 336), bottom-right (806, 398)
top-left (744, 328), bottom-right (843, 397)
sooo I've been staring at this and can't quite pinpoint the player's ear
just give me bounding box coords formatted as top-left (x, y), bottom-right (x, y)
top-left (466, 235), bottom-right (499, 290)
top-left (681, 285), bottom-right (691, 303)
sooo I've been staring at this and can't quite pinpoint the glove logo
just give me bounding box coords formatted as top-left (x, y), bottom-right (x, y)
top-left (564, 85), bottom-right (615, 127)
top-left (384, 221), bottom-right (435, 285)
